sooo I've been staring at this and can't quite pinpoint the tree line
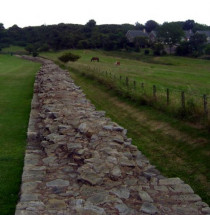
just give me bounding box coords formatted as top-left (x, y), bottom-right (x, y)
top-left (0, 19), bottom-right (210, 56)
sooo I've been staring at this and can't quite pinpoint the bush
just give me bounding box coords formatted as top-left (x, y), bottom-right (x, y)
top-left (32, 51), bottom-right (39, 57)
top-left (152, 43), bottom-right (164, 56)
top-left (135, 47), bottom-right (140, 52)
top-left (25, 44), bottom-right (34, 54)
top-left (176, 41), bottom-right (192, 56)
top-left (144, 49), bottom-right (150, 55)
top-left (38, 44), bottom-right (50, 52)
top-left (162, 50), bottom-right (167, 55)
top-left (58, 52), bottom-right (80, 63)
top-left (205, 45), bottom-right (210, 55)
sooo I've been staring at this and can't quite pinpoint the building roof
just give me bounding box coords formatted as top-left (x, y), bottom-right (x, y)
top-left (196, 31), bottom-right (210, 37)
top-left (126, 30), bottom-right (148, 37)
top-left (149, 31), bottom-right (157, 36)
top-left (126, 30), bottom-right (148, 42)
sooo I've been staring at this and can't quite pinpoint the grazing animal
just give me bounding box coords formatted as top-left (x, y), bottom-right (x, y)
top-left (91, 57), bottom-right (99, 62)
top-left (115, 61), bottom-right (120, 66)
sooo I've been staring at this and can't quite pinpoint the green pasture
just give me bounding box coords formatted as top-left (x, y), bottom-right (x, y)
top-left (0, 54), bottom-right (40, 214)
top-left (43, 49), bottom-right (210, 94)
top-left (42, 50), bottom-right (210, 124)
top-left (1, 46), bottom-right (26, 53)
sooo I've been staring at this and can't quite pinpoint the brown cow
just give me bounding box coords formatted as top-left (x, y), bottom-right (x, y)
top-left (115, 61), bottom-right (120, 66)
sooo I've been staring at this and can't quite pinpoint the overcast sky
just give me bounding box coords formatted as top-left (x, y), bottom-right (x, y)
top-left (1, 0), bottom-right (210, 28)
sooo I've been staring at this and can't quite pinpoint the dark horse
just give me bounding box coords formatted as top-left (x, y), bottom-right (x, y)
top-left (91, 57), bottom-right (99, 62)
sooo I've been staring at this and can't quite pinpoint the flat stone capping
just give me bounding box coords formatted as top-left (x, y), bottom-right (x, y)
top-left (15, 56), bottom-right (210, 214)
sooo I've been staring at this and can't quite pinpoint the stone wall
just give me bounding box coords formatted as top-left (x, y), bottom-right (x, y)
top-left (15, 57), bottom-right (210, 215)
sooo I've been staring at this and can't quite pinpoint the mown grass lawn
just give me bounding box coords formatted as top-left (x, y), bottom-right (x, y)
top-left (0, 54), bottom-right (40, 215)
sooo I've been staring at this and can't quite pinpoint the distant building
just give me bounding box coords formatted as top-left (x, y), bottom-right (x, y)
top-left (149, 31), bottom-right (157, 42)
top-left (196, 31), bottom-right (210, 43)
top-left (183, 30), bottom-right (194, 41)
top-left (126, 29), bottom-right (210, 44)
top-left (126, 30), bottom-right (159, 43)
top-left (126, 30), bottom-right (148, 42)
top-left (182, 30), bottom-right (210, 43)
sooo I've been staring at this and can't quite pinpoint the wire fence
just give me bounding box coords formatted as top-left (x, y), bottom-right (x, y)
top-left (69, 63), bottom-right (209, 125)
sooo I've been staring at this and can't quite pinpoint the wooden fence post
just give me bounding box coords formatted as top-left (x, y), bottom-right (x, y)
top-left (133, 81), bottom-right (136, 90)
top-left (141, 83), bottom-right (144, 91)
top-left (126, 77), bottom-right (129, 87)
top-left (181, 91), bottom-right (185, 109)
top-left (203, 94), bottom-right (208, 119)
top-left (153, 85), bottom-right (157, 100)
top-left (167, 88), bottom-right (170, 105)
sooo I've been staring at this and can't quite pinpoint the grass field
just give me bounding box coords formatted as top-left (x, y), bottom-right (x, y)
top-left (1, 46), bottom-right (26, 53)
top-left (43, 49), bottom-right (210, 94)
top-left (42, 50), bottom-right (210, 204)
top-left (0, 54), bottom-right (40, 214)
top-left (42, 50), bottom-right (210, 125)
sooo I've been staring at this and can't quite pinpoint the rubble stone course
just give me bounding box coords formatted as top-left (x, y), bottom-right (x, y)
top-left (15, 56), bottom-right (210, 215)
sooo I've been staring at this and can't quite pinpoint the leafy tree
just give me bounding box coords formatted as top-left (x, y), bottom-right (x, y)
top-left (134, 36), bottom-right (149, 49)
top-left (1, 20), bottom-right (209, 54)
top-left (85, 19), bottom-right (96, 28)
top-left (189, 33), bottom-right (207, 56)
top-left (77, 40), bottom-right (93, 49)
top-left (190, 33), bottom-right (207, 47)
top-left (157, 22), bottom-right (184, 53)
top-left (0, 23), bottom-right (7, 47)
top-left (145, 20), bottom-right (159, 33)
top-left (205, 44), bottom-right (210, 55)
top-left (152, 43), bottom-right (165, 56)
top-left (192, 23), bottom-right (210, 32)
top-left (176, 33), bottom-right (207, 57)
top-left (134, 22), bottom-right (145, 30)
top-left (176, 41), bottom-right (192, 56)
top-left (32, 51), bottom-right (39, 57)
top-left (183, 20), bottom-right (195, 30)
top-left (144, 49), bottom-right (150, 55)
top-left (38, 43), bottom-right (50, 52)
top-left (0, 23), bottom-right (4, 31)
top-left (25, 44), bottom-right (35, 54)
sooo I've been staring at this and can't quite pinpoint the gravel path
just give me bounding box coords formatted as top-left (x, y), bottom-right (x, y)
top-left (15, 56), bottom-right (210, 215)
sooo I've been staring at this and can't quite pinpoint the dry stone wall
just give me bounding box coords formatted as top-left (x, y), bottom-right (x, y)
top-left (15, 56), bottom-right (210, 215)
